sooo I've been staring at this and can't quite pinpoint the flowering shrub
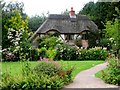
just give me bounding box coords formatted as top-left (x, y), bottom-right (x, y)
top-left (55, 45), bottom-right (108, 60)
top-left (77, 47), bottom-right (108, 60)
top-left (2, 28), bottom-right (32, 61)
top-left (55, 44), bottom-right (78, 60)
top-left (3, 51), bottom-right (16, 61)
top-left (2, 28), bottom-right (23, 61)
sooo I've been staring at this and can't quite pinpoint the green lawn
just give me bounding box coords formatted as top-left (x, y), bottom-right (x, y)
top-left (95, 68), bottom-right (108, 79)
top-left (1, 60), bottom-right (104, 78)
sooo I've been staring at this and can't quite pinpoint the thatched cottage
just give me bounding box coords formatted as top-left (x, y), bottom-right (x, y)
top-left (30, 7), bottom-right (98, 48)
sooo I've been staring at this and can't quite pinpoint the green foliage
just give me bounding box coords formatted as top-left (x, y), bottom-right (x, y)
top-left (7, 11), bottom-right (28, 30)
top-left (21, 73), bottom-right (64, 89)
top-left (1, 61), bottom-right (104, 89)
top-left (28, 15), bottom-right (46, 32)
top-left (2, 28), bottom-right (32, 61)
top-left (104, 18), bottom-right (119, 41)
top-left (1, 2), bottom-right (33, 61)
top-left (55, 44), bottom-right (107, 60)
top-left (1, 73), bottom-right (22, 90)
top-left (80, 2), bottom-right (96, 20)
top-left (2, 1), bottom-right (28, 49)
top-left (29, 48), bottom-right (39, 61)
top-left (101, 58), bottom-right (120, 85)
top-left (34, 59), bottom-right (73, 83)
top-left (2, 61), bottom-right (104, 79)
top-left (39, 36), bottom-right (61, 49)
top-left (55, 44), bottom-right (78, 60)
top-left (1, 60), bottom-right (73, 89)
top-left (39, 47), bottom-right (47, 58)
top-left (34, 36), bottom-right (107, 61)
top-left (119, 50), bottom-right (120, 59)
top-left (80, 2), bottom-right (120, 49)
top-left (26, 47), bottom-right (57, 61)
top-left (22, 61), bottom-right (31, 76)
top-left (99, 38), bottom-right (112, 49)
top-left (75, 31), bottom-right (98, 48)
top-left (0, 1), bottom-right (2, 46)
top-left (78, 47), bottom-right (108, 60)
top-left (87, 31), bottom-right (99, 48)
top-left (104, 7), bottom-right (120, 59)
top-left (47, 31), bottom-right (60, 37)
top-left (34, 60), bottom-right (63, 76)
top-left (0, 47), bottom-right (1, 61)
top-left (1, 71), bottom-right (65, 90)
top-left (46, 48), bottom-right (57, 60)
top-left (80, 2), bottom-right (119, 30)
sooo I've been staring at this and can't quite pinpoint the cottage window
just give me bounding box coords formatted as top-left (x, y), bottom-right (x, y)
top-left (65, 34), bottom-right (74, 41)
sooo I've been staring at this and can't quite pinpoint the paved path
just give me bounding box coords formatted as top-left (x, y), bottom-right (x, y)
top-left (64, 62), bottom-right (118, 88)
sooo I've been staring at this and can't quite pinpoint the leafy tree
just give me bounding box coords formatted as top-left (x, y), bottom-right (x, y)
top-left (80, 1), bottom-right (120, 49)
top-left (80, 2), bottom-right (96, 20)
top-left (80, 2), bottom-right (119, 30)
top-left (2, 1), bottom-right (27, 19)
top-left (28, 15), bottom-right (46, 32)
top-left (104, 7), bottom-right (120, 59)
top-left (2, 1), bottom-right (28, 49)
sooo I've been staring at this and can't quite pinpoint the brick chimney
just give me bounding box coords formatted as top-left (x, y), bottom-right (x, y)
top-left (69, 7), bottom-right (76, 18)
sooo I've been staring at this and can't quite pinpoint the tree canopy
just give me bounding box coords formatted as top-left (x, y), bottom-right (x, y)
top-left (104, 7), bottom-right (120, 51)
top-left (80, 2), bottom-right (120, 30)
top-left (28, 15), bottom-right (46, 32)
top-left (2, 1), bottom-right (28, 49)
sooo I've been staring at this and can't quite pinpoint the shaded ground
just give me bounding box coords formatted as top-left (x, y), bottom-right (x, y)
top-left (64, 62), bottom-right (119, 88)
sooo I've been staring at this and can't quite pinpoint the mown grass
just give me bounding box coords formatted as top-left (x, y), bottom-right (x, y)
top-left (95, 68), bottom-right (108, 79)
top-left (1, 60), bottom-right (104, 78)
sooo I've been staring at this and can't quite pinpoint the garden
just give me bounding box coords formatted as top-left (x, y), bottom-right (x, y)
top-left (1, 26), bottom-right (107, 89)
top-left (1, 1), bottom-right (120, 89)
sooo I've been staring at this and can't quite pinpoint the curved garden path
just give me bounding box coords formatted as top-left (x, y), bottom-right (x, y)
top-left (64, 62), bottom-right (119, 88)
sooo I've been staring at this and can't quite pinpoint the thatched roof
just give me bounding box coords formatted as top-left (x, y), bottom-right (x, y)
top-left (30, 14), bottom-right (98, 40)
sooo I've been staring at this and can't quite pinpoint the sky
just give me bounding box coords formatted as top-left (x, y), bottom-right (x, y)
top-left (4, 0), bottom-right (98, 17)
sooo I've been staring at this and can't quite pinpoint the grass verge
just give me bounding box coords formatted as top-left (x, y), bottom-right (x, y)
top-left (1, 60), bottom-right (104, 78)
top-left (95, 68), bottom-right (108, 79)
